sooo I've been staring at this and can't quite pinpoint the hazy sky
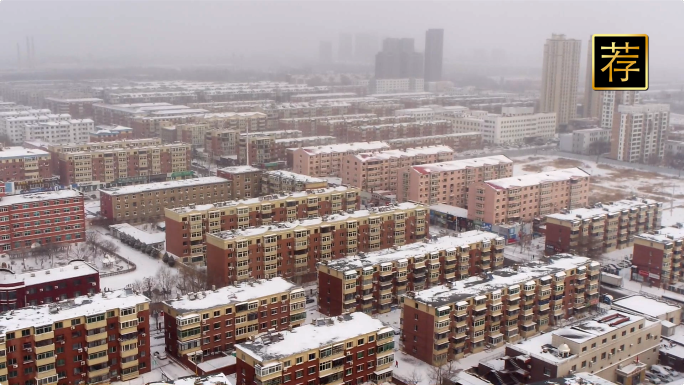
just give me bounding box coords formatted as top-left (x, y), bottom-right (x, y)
top-left (0, 1), bottom-right (683, 74)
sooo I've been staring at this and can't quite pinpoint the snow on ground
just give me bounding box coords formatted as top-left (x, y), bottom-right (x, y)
top-left (503, 236), bottom-right (546, 263)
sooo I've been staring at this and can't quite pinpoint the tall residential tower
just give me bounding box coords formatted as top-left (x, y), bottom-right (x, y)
top-left (424, 28), bottom-right (444, 84)
top-left (540, 34), bottom-right (581, 131)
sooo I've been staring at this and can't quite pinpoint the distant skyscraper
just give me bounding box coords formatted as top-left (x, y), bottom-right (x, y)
top-left (374, 38), bottom-right (423, 79)
top-left (354, 33), bottom-right (378, 63)
top-left (540, 34), bottom-right (581, 130)
top-left (424, 29), bottom-right (444, 83)
top-left (319, 41), bottom-right (333, 64)
top-left (338, 34), bottom-right (353, 62)
top-left (600, 91), bottom-right (640, 129)
top-left (583, 36), bottom-right (601, 118)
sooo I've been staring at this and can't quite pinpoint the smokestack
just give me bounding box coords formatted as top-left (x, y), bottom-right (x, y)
top-left (16, 43), bottom-right (21, 68)
top-left (31, 36), bottom-right (35, 66)
top-left (25, 36), bottom-right (30, 67)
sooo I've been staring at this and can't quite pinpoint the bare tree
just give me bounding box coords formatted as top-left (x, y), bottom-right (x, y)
top-left (70, 243), bottom-right (91, 262)
top-left (427, 360), bottom-right (461, 385)
top-left (404, 370), bottom-right (424, 385)
top-left (37, 243), bottom-right (62, 268)
top-left (176, 265), bottom-right (209, 294)
top-left (155, 266), bottom-right (176, 301)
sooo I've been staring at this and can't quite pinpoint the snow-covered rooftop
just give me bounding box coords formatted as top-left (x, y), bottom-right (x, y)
top-left (635, 225), bottom-right (684, 244)
top-left (612, 295), bottom-right (681, 318)
top-left (238, 313), bottom-right (388, 362)
top-left (0, 189), bottom-right (81, 207)
top-left (149, 373), bottom-right (233, 385)
top-left (217, 165), bottom-right (261, 174)
top-left (429, 204), bottom-right (468, 218)
top-left (164, 278), bottom-right (299, 314)
top-left (109, 223), bottom-right (165, 245)
top-left (209, 202), bottom-right (425, 240)
top-left (263, 170), bottom-right (327, 184)
top-left (275, 136), bottom-right (335, 144)
top-left (413, 254), bottom-right (590, 306)
top-left (299, 141), bottom-right (390, 155)
top-left (0, 289), bottom-right (149, 334)
top-left (530, 372), bottom-right (620, 385)
top-left (411, 155), bottom-right (512, 174)
top-left (0, 260), bottom-right (98, 286)
top-left (0, 146), bottom-right (50, 159)
top-left (100, 177), bottom-right (228, 196)
top-left (324, 231), bottom-right (502, 272)
top-left (546, 198), bottom-right (660, 222)
top-left (351, 145), bottom-right (453, 162)
top-left (486, 168), bottom-right (590, 189)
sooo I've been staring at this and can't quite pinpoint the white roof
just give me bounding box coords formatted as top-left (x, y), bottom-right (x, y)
top-left (275, 136), bottom-right (335, 144)
top-left (487, 168), bottom-right (590, 189)
top-left (299, 141), bottom-right (390, 155)
top-left (264, 170), bottom-right (326, 184)
top-left (149, 373), bottom-right (233, 385)
top-left (163, 277), bottom-right (298, 313)
top-left (0, 289), bottom-right (149, 333)
top-left (109, 223), bottom-right (165, 245)
top-left (547, 198), bottom-right (659, 221)
top-left (325, 231), bottom-right (502, 272)
top-left (0, 190), bottom-right (81, 207)
top-left (0, 146), bottom-right (50, 159)
top-left (218, 165), bottom-right (261, 174)
top-left (238, 313), bottom-right (386, 362)
top-left (411, 155), bottom-right (512, 174)
top-left (612, 295), bottom-right (681, 318)
top-left (99, 177), bottom-right (228, 196)
top-left (636, 226), bottom-right (684, 244)
top-left (351, 145), bottom-right (453, 162)
top-left (0, 261), bottom-right (98, 286)
top-left (429, 204), bottom-right (468, 218)
top-left (450, 373), bottom-right (492, 385)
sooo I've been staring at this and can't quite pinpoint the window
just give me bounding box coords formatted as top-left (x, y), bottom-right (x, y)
top-left (307, 367), bottom-right (316, 375)
top-left (295, 370), bottom-right (303, 379)
top-left (308, 353), bottom-right (316, 361)
top-left (296, 357), bottom-right (303, 365)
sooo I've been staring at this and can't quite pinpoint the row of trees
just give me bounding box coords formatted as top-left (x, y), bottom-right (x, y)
top-left (129, 264), bottom-right (209, 303)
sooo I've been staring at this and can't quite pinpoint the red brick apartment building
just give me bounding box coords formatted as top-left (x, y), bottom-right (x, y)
top-left (205, 203), bottom-right (429, 286)
top-left (317, 231), bottom-right (505, 316)
top-left (545, 198), bottom-right (662, 255)
top-left (216, 166), bottom-right (263, 200)
top-left (277, 114), bottom-right (375, 136)
top-left (0, 190), bottom-right (86, 252)
top-left (386, 132), bottom-right (483, 152)
top-left (235, 313), bottom-right (396, 385)
top-left (401, 254), bottom-right (598, 366)
top-left (632, 225), bottom-right (684, 289)
top-left (346, 120), bottom-right (452, 142)
top-left (161, 278), bottom-right (306, 370)
top-left (0, 289), bottom-right (151, 385)
top-left (164, 186), bottom-right (359, 265)
top-left (0, 146), bottom-right (52, 185)
top-left (0, 261), bottom-right (99, 311)
top-left (44, 98), bottom-right (103, 119)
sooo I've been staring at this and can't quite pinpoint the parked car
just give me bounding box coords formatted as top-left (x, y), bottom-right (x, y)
top-left (305, 297), bottom-right (315, 304)
top-left (645, 372), bottom-right (662, 384)
top-left (662, 366), bottom-right (680, 376)
top-left (154, 351), bottom-right (167, 360)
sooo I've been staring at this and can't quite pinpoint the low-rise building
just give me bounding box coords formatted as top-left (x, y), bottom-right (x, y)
top-left (632, 225), bottom-right (684, 289)
top-left (0, 289), bottom-right (152, 384)
top-left (205, 203), bottom-right (428, 285)
top-left (346, 120), bottom-right (452, 142)
top-left (2, 113), bottom-right (72, 144)
top-left (341, 146), bottom-right (454, 193)
top-left (612, 294), bottom-right (682, 326)
top-left (162, 278), bottom-right (306, 369)
top-left (545, 199), bottom-right (662, 255)
top-left (558, 127), bottom-right (611, 155)
top-left (235, 313), bottom-right (395, 385)
top-left (497, 310), bottom-right (658, 385)
top-left (99, 177), bottom-right (231, 224)
top-left (292, 142), bottom-right (391, 178)
top-left (401, 254), bottom-right (599, 365)
top-left (164, 186), bottom-right (359, 265)
top-left (467, 168), bottom-right (591, 225)
top-left (0, 260), bottom-right (99, 311)
top-left (397, 155), bottom-right (513, 207)
top-left (216, 166), bottom-right (262, 200)
top-left (89, 125), bottom-right (133, 142)
top-left (317, 231), bottom-right (505, 316)
top-left (0, 146), bottom-right (52, 187)
top-left (109, 223), bottom-right (166, 250)
top-left (261, 170), bottom-right (328, 195)
top-left (24, 119), bottom-right (94, 144)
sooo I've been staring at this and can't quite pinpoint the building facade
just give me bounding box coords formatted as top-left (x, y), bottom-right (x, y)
top-left (397, 155), bottom-right (513, 207)
top-left (24, 119), bottom-right (94, 144)
top-left (424, 29), bottom-right (444, 84)
top-left (204, 129), bottom-right (239, 161)
top-left (261, 171), bottom-right (328, 195)
top-left (0, 146), bottom-right (52, 185)
top-left (544, 199), bottom-right (662, 255)
top-left (632, 226), bottom-right (684, 289)
top-left (292, 142), bottom-right (390, 178)
top-left (317, 231), bottom-right (505, 316)
top-left (610, 104), bottom-right (670, 164)
top-left (346, 120), bottom-right (453, 143)
top-left (401, 254), bottom-right (598, 365)
top-left (99, 177), bottom-right (231, 224)
top-left (385, 132), bottom-right (483, 152)
top-left (205, 203), bottom-right (428, 285)
top-left (558, 128), bottom-right (611, 155)
top-left (162, 278), bottom-right (306, 368)
top-left (539, 34), bottom-right (581, 130)
top-left (43, 98), bottom-right (103, 119)
top-left (216, 166), bottom-right (263, 200)
top-left (467, 168), bottom-right (591, 225)
top-left (1, 113), bottom-right (72, 144)
top-left (164, 186), bottom-right (360, 265)
top-left (600, 91), bottom-right (639, 130)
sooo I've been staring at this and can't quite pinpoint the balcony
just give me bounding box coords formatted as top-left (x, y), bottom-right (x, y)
top-left (121, 347), bottom-right (138, 357)
top-left (88, 366), bottom-right (110, 379)
top-left (121, 359), bottom-right (138, 370)
top-left (86, 330), bottom-right (107, 343)
top-left (87, 354), bottom-right (108, 366)
top-left (121, 371), bottom-right (139, 381)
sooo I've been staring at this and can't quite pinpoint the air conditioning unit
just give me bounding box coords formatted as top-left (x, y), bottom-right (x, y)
top-left (55, 286), bottom-right (59, 289)
top-left (81, 361), bottom-right (85, 366)
top-left (60, 341), bottom-right (65, 345)
top-left (203, 331), bottom-right (207, 336)
top-left (71, 326), bottom-right (75, 330)
top-left (117, 376), bottom-right (121, 380)
top-left (91, 282), bottom-right (96, 286)
top-left (81, 373), bottom-right (86, 377)
top-left (12, 365), bottom-right (17, 369)
top-left (142, 333), bottom-right (146, 337)
top-left (40, 288), bottom-right (43, 292)
top-left (78, 349), bottom-right (83, 353)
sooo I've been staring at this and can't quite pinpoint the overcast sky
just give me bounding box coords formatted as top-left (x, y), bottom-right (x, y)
top-left (0, 1), bottom-right (683, 75)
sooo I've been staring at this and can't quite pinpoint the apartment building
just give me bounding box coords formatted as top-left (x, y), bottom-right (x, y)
top-left (317, 231), bottom-right (505, 316)
top-left (0, 190), bottom-right (86, 252)
top-left (99, 177), bottom-right (231, 224)
top-left (385, 132), bottom-right (483, 152)
top-left (43, 97), bottom-right (103, 119)
top-left (202, 112), bottom-right (268, 133)
top-left (204, 129), bottom-right (239, 161)
top-left (497, 310), bottom-right (658, 385)
top-left (164, 186), bottom-right (360, 265)
top-left (24, 119), bottom-right (94, 144)
top-left (610, 104), bottom-right (670, 164)
top-left (346, 120), bottom-right (453, 143)
top-left (0, 261), bottom-right (99, 311)
top-left (341, 146), bottom-right (454, 193)
top-left (89, 125), bottom-right (133, 142)
top-left (467, 168), bottom-right (591, 225)
top-left (545, 198), bottom-right (662, 255)
top-left (56, 142), bottom-right (192, 189)
top-left (0, 289), bottom-right (151, 385)
top-left (261, 170), bottom-right (328, 195)
top-left (600, 91), bottom-right (640, 130)
top-left (632, 225), bottom-right (684, 289)
top-left (317, 116), bottom-right (416, 140)
top-left (238, 134), bottom-right (276, 165)
top-left (290, 93), bottom-right (357, 103)
top-left (161, 123), bottom-right (212, 147)
top-left (266, 102), bottom-right (352, 129)
top-left (92, 103), bottom-right (205, 127)
top-left (277, 114), bottom-right (374, 136)
top-left (401, 254), bottom-right (598, 365)
top-left (559, 128), bottom-right (611, 155)
top-left (1, 114), bottom-right (72, 144)
top-left (188, 100), bottom-right (274, 114)
top-left (292, 142), bottom-right (391, 178)
top-left (481, 108), bottom-right (556, 144)
top-left (275, 136), bottom-right (337, 165)
top-left (235, 313), bottom-right (395, 385)
top-left (0, 146), bottom-right (52, 184)
top-left (205, 203), bottom-right (429, 285)
top-left (216, 166), bottom-right (263, 200)
top-left (394, 107), bottom-right (435, 121)
top-left (539, 34), bottom-right (581, 129)
top-left (397, 155), bottom-right (512, 207)
top-left (162, 278), bottom-right (306, 369)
